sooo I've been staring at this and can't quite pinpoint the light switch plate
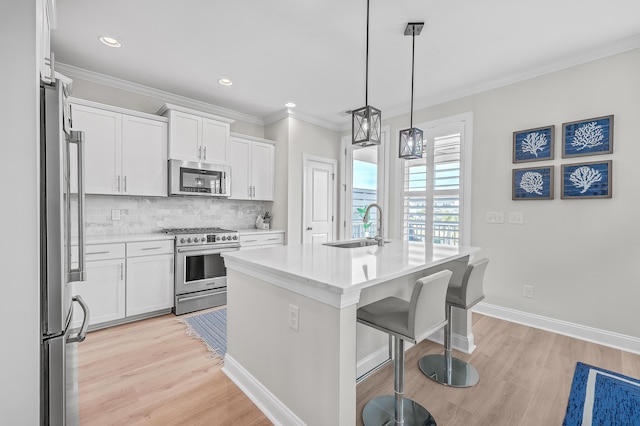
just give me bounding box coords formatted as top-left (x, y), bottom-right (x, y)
top-left (486, 211), bottom-right (504, 224)
top-left (509, 212), bottom-right (524, 224)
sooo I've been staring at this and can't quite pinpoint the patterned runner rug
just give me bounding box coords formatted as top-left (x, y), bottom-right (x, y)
top-left (563, 362), bottom-right (640, 425)
top-left (180, 308), bottom-right (227, 362)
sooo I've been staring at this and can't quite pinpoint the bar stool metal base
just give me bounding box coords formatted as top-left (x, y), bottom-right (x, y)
top-left (418, 354), bottom-right (479, 388)
top-left (362, 395), bottom-right (437, 426)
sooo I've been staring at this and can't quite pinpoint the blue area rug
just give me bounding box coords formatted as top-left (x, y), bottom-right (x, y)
top-left (181, 308), bottom-right (227, 362)
top-left (564, 362), bottom-right (640, 426)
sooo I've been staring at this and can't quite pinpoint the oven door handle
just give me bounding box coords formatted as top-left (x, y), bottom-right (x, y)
top-left (176, 245), bottom-right (239, 254)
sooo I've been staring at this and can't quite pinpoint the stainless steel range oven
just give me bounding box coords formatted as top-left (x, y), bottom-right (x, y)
top-left (163, 227), bottom-right (240, 315)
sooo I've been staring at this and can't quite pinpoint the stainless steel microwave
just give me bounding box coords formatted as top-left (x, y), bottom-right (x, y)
top-left (168, 160), bottom-right (231, 197)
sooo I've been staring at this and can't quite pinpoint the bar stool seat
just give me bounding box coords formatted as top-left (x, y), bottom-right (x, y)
top-left (418, 258), bottom-right (489, 388)
top-left (357, 269), bottom-right (452, 426)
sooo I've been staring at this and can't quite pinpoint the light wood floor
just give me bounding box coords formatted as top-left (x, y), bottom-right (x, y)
top-left (78, 311), bottom-right (640, 425)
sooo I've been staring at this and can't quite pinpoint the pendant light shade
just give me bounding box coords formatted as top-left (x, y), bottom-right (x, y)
top-left (352, 0), bottom-right (382, 147)
top-left (399, 22), bottom-right (424, 159)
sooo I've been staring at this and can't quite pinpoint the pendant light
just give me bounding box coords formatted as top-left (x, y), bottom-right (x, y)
top-left (352, 0), bottom-right (382, 147)
top-left (399, 22), bottom-right (424, 159)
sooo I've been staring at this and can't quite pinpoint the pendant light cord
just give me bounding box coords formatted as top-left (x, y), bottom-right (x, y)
top-left (410, 27), bottom-right (415, 129)
top-left (365, 0), bottom-right (370, 106)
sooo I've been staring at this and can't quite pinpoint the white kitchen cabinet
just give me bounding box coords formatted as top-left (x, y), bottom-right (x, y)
top-left (70, 244), bottom-right (126, 329)
top-left (70, 100), bottom-right (168, 196)
top-left (229, 134), bottom-right (275, 201)
top-left (125, 241), bottom-right (174, 317)
top-left (159, 103), bottom-right (234, 164)
top-left (239, 231), bottom-right (285, 250)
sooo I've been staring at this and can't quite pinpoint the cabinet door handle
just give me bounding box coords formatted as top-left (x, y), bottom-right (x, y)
top-left (244, 239), bottom-right (258, 243)
top-left (120, 263), bottom-right (124, 280)
top-left (86, 250), bottom-right (110, 256)
top-left (141, 247), bottom-right (162, 251)
top-left (203, 146), bottom-right (207, 160)
top-left (199, 146), bottom-right (202, 159)
top-left (117, 175), bottom-right (121, 192)
top-left (248, 186), bottom-right (252, 197)
top-left (124, 176), bottom-right (127, 192)
top-left (306, 227), bottom-right (313, 231)
top-left (267, 238), bottom-right (280, 241)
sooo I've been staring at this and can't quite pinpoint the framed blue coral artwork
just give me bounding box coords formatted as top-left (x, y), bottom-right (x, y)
top-left (512, 166), bottom-right (554, 200)
top-left (561, 160), bottom-right (612, 199)
top-left (513, 125), bottom-right (554, 163)
top-left (562, 115), bottom-right (613, 158)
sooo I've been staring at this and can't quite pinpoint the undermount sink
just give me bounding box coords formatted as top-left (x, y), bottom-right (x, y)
top-left (323, 239), bottom-right (389, 249)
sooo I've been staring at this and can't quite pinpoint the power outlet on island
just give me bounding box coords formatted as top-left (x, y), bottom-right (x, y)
top-left (289, 304), bottom-right (299, 331)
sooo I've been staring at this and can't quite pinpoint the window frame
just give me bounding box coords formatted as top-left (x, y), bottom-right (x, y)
top-left (396, 112), bottom-right (473, 247)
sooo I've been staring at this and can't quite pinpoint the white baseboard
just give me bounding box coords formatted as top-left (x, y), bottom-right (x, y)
top-left (426, 328), bottom-right (476, 354)
top-left (474, 302), bottom-right (640, 355)
top-left (222, 354), bottom-right (305, 426)
top-left (357, 345), bottom-right (390, 379)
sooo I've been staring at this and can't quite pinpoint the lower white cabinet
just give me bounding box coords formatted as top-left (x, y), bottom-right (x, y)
top-left (71, 258), bottom-right (126, 329)
top-left (71, 239), bottom-right (174, 329)
top-left (126, 253), bottom-right (174, 316)
top-left (239, 231), bottom-right (285, 250)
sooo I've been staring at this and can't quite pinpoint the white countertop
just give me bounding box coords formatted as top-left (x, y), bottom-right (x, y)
top-left (223, 239), bottom-right (478, 307)
top-left (238, 228), bottom-right (284, 235)
top-left (86, 233), bottom-right (174, 244)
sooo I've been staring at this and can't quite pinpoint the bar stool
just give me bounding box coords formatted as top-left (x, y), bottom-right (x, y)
top-left (418, 258), bottom-right (489, 388)
top-left (357, 270), bottom-right (452, 426)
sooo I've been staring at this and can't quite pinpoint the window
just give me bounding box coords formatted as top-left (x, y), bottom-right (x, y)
top-left (401, 114), bottom-right (471, 246)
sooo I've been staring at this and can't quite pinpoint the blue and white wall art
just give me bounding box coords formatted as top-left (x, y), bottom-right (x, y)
top-left (513, 125), bottom-right (554, 163)
top-left (561, 160), bottom-right (612, 199)
top-left (562, 115), bottom-right (614, 158)
top-left (513, 166), bottom-right (554, 200)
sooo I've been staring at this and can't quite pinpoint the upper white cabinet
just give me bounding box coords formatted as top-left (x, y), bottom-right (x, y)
top-left (70, 99), bottom-right (168, 197)
top-left (229, 134), bottom-right (275, 201)
top-left (159, 103), bottom-right (234, 164)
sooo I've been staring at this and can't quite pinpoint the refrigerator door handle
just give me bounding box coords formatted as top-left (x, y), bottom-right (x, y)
top-left (67, 130), bottom-right (87, 282)
top-left (67, 295), bottom-right (90, 344)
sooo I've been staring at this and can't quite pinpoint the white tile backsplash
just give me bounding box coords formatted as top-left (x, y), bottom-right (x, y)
top-left (83, 195), bottom-right (271, 236)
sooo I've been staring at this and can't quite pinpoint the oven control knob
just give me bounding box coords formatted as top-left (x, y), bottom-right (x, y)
top-left (180, 238), bottom-right (186, 244)
top-left (221, 236), bottom-right (227, 241)
top-left (233, 235), bottom-right (238, 240)
top-left (187, 237), bottom-right (192, 243)
top-left (193, 237), bottom-right (199, 243)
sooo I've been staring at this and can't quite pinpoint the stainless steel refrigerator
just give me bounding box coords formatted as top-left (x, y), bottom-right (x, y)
top-left (40, 75), bottom-right (90, 426)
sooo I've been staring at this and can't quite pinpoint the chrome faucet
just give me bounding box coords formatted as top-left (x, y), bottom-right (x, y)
top-left (363, 203), bottom-right (384, 246)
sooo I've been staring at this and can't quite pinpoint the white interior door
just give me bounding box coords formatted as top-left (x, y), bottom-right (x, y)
top-left (303, 156), bottom-right (336, 244)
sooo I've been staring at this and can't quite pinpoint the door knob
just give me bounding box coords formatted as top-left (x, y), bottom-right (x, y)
top-left (306, 227), bottom-right (313, 231)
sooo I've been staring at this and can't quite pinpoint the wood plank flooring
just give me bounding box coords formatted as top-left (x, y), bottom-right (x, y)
top-left (78, 310), bottom-right (640, 425)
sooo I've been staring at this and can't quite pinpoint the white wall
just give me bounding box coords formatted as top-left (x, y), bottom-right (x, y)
top-left (287, 118), bottom-right (341, 244)
top-left (265, 118), bottom-right (290, 238)
top-left (385, 48), bottom-right (640, 339)
top-left (0, 0), bottom-right (41, 422)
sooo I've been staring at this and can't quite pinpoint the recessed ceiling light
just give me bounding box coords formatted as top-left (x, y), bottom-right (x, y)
top-left (218, 78), bottom-right (233, 86)
top-left (285, 102), bottom-right (296, 108)
top-left (98, 36), bottom-right (121, 48)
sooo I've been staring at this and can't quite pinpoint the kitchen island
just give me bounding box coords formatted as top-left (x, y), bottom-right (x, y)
top-left (222, 240), bottom-right (478, 425)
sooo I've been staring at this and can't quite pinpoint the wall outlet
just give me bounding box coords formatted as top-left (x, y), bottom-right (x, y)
top-left (111, 209), bottom-right (121, 221)
top-left (509, 212), bottom-right (524, 224)
top-left (289, 304), bottom-right (299, 331)
top-left (237, 210), bottom-right (243, 219)
top-left (523, 285), bottom-right (534, 298)
top-left (486, 211), bottom-right (504, 224)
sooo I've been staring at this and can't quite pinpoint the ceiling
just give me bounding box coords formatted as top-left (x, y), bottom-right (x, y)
top-left (51, 0), bottom-right (640, 129)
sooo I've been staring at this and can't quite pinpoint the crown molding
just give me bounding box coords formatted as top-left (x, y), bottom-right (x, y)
top-left (264, 108), bottom-right (342, 132)
top-left (55, 63), bottom-right (264, 125)
top-left (341, 35), bottom-right (640, 132)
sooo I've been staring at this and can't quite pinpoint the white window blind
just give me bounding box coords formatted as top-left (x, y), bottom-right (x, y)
top-left (402, 123), bottom-right (465, 246)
